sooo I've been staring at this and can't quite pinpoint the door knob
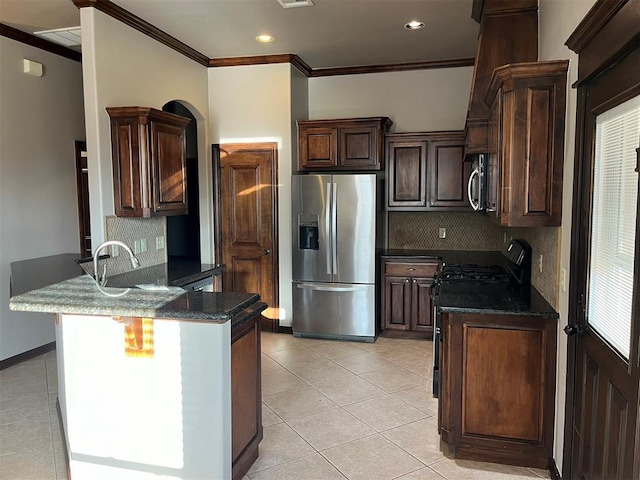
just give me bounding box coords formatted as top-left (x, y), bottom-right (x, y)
top-left (263, 249), bottom-right (271, 256)
top-left (563, 324), bottom-right (585, 336)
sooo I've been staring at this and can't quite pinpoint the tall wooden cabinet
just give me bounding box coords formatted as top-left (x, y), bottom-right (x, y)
top-left (381, 258), bottom-right (439, 333)
top-left (484, 61), bottom-right (569, 227)
top-left (386, 132), bottom-right (471, 211)
top-left (107, 106), bottom-right (190, 218)
top-left (297, 117), bottom-right (392, 171)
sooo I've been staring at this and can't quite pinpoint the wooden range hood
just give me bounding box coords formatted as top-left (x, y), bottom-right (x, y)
top-left (464, 0), bottom-right (539, 157)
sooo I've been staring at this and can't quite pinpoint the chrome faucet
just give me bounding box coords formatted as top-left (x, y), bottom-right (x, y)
top-left (93, 240), bottom-right (140, 287)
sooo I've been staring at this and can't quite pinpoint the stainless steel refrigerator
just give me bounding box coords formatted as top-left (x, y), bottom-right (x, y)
top-left (292, 173), bottom-right (383, 342)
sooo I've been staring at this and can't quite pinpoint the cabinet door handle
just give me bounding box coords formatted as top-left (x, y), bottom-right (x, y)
top-left (405, 279), bottom-right (409, 283)
top-left (413, 279), bottom-right (416, 283)
top-left (407, 268), bottom-right (416, 271)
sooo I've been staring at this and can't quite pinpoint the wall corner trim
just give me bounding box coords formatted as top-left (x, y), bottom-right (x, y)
top-left (72, 0), bottom-right (210, 66)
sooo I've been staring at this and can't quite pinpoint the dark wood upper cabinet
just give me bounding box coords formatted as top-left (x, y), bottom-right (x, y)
top-left (428, 136), bottom-right (471, 209)
top-left (386, 131), bottom-right (471, 211)
top-left (298, 117), bottom-right (392, 171)
top-left (464, 0), bottom-right (538, 156)
top-left (386, 136), bottom-right (428, 208)
top-left (107, 106), bottom-right (190, 218)
top-left (484, 60), bottom-right (569, 227)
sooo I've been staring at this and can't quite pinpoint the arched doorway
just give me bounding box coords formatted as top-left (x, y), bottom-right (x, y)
top-left (162, 101), bottom-right (200, 264)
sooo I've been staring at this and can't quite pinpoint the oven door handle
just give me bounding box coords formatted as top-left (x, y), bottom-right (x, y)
top-left (468, 167), bottom-right (480, 211)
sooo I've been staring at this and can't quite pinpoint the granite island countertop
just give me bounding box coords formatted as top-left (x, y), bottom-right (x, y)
top-left (9, 275), bottom-right (262, 324)
top-left (11, 253), bottom-right (225, 294)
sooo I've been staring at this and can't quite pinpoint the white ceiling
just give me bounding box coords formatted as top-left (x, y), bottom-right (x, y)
top-left (0, 0), bottom-right (480, 69)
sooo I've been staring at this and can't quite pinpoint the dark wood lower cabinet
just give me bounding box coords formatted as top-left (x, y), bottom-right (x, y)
top-left (439, 312), bottom-right (557, 469)
top-left (231, 310), bottom-right (263, 480)
top-left (381, 258), bottom-right (439, 334)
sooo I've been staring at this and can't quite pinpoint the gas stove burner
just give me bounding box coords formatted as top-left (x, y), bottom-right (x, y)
top-left (440, 264), bottom-right (511, 283)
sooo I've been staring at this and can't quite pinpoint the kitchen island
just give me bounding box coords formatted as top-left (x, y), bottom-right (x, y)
top-left (9, 275), bottom-right (266, 480)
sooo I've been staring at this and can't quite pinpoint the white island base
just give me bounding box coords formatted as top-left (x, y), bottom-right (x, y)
top-left (55, 313), bottom-right (232, 479)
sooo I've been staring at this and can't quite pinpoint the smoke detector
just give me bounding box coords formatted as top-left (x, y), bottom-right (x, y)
top-left (34, 26), bottom-right (82, 47)
top-left (277, 0), bottom-right (314, 8)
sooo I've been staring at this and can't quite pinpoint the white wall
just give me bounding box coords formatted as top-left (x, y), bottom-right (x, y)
top-left (208, 63), bottom-right (305, 327)
top-left (0, 38), bottom-right (85, 360)
top-left (538, 0), bottom-right (597, 472)
top-left (80, 8), bottom-right (213, 261)
top-left (309, 67), bottom-right (474, 132)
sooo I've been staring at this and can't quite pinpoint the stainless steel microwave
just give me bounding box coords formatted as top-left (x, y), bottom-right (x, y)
top-left (467, 153), bottom-right (487, 211)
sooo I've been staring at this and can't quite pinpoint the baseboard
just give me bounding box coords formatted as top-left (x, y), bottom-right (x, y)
top-left (549, 458), bottom-right (561, 480)
top-left (0, 342), bottom-right (55, 370)
top-left (277, 326), bottom-right (293, 334)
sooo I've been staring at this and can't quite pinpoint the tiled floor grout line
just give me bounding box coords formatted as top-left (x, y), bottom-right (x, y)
top-left (260, 338), bottom-right (442, 479)
top-left (2, 335), bottom-right (550, 480)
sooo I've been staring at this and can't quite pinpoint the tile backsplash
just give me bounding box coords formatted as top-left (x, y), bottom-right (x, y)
top-left (388, 212), bottom-right (501, 251)
top-left (100, 216), bottom-right (167, 276)
top-left (502, 226), bottom-right (559, 308)
top-left (388, 212), bottom-right (560, 309)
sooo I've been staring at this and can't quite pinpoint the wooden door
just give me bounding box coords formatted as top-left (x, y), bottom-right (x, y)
top-left (383, 276), bottom-right (411, 330)
top-left (298, 126), bottom-right (337, 170)
top-left (486, 92), bottom-right (502, 219)
top-left (428, 137), bottom-right (471, 210)
top-left (338, 125), bottom-right (379, 169)
top-left (386, 138), bottom-right (428, 209)
top-left (150, 119), bottom-right (188, 214)
top-left (566, 46), bottom-right (640, 480)
top-left (410, 278), bottom-right (433, 332)
top-left (214, 143), bottom-right (279, 330)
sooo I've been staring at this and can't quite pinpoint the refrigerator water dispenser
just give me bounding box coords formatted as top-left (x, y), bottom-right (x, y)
top-left (298, 214), bottom-right (319, 250)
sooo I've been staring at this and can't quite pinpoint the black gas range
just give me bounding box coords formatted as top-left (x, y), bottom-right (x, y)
top-left (431, 240), bottom-right (532, 397)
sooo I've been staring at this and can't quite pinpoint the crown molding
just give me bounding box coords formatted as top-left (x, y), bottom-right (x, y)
top-left (0, 23), bottom-right (82, 62)
top-left (309, 57), bottom-right (475, 77)
top-left (565, 0), bottom-right (628, 53)
top-left (72, 0), bottom-right (209, 66)
top-left (72, 0), bottom-right (476, 77)
top-left (208, 54), bottom-right (312, 76)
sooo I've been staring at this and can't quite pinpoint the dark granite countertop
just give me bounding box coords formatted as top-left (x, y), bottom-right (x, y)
top-left (381, 249), bottom-right (506, 266)
top-left (9, 275), bottom-right (263, 324)
top-left (383, 249), bottom-right (557, 318)
top-left (104, 260), bottom-right (224, 288)
top-left (435, 282), bottom-right (558, 318)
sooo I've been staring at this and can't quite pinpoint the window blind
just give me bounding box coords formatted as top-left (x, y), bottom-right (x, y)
top-left (587, 94), bottom-right (639, 360)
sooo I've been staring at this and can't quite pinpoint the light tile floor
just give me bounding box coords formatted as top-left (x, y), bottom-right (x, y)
top-left (251, 333), bottom-right (552, 480)
top-left (0, 333), bottom-right (553, 480)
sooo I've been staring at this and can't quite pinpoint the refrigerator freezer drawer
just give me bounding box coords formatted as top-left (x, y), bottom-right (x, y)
top-left (292, 282), bottom-right (376, 341)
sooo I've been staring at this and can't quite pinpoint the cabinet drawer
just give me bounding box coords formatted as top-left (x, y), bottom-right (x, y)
top-left (384, 262), bottom-right (438, 278)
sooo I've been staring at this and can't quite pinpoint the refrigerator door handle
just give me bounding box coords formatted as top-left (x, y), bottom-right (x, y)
top-left (296, 283), bottom-right (369, 292)
top-left (332, 182), bottom-right (338, 274)
top-left (325, 182), bottom-right (332, 275)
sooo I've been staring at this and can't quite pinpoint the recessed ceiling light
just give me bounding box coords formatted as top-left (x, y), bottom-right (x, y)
top-left (256, 34), bottom-right (275, 43)
top-left (404, 20), bottom-right (425, 30)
